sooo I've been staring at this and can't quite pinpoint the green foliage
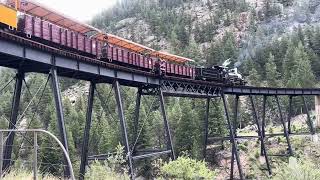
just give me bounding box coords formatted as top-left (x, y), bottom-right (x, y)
top-left (159, 156), bottom-right (216, 180)
top-left (265, 53), bottom-right (280, 87)
top-left (217, 0), bottom-right (249, 13)
top-left (258, 0), bottom-right (282, 21)
top-left (2, 169), bottom-right (58, 180)
top-left (286, 42), bottom-right (316, 88)
top-left (85, 144), bottom-right (129, 180)
top-left (206, 32), bottom-right (238, 66)
top-left (273, 157), bottom-right (320, 180)
top-left (85, 161), bottom-right (129, 180)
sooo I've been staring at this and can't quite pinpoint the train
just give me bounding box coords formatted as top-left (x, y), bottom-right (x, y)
top-left (0, 0), bottom-right (246, 86)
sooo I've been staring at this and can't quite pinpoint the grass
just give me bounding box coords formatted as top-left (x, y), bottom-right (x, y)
top-left (2, 170), bottom-right (58, 180)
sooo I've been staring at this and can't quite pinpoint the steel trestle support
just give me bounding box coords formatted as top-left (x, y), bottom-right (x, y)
top-left (249, 95), bottom-right (272, 175)
top-left (2, 70), bottom-right (24, 171)
top-left (221, 93), bottom-right (244, 180)
top-left (158, 88), bottom-right (176, 160)
top-left (302, 96), bottom-right (315, 134)
top-left (203, 98), bottom-right (210, 159)
top-left (50, 67), bottom-right (70, 177)
top-left (114, 80), bottom-right (134, 179)
top-left (287, 96), bottom-right (293, 134)
top-left (133, 88), bottom-right (142, 154)
top-left (230, 95), bottom-right (239, 180)
top-left (261, 95), bottom-right (267, 156)
top-left (79, 82), bottom-right (95, 180)
top-left (275, 95), bottom-right (293, 156)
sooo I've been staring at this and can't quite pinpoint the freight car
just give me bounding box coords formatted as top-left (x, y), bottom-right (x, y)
top-left (0, 0), bottom-right (246, 86)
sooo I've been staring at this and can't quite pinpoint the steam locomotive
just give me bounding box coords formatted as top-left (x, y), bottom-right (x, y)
top-left (0, 0), bottom-right (246, 86)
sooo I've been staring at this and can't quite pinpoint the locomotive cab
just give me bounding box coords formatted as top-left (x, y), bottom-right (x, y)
top-left (228, 68), bottom-right (242, 79)
top-left (227, 68), bottom-right (246, 86)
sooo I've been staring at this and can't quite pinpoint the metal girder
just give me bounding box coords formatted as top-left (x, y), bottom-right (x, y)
top-left (261, 95), bottom-right (267, 156)
top-left (224, 86), bottom-right (320, 96)
top-left (50, 67), bottom-right (70, 177)
top-left (249, 95), bottom-right (272, 175)
top-left (203, 98), bottom-right (210, 159)
top-left (141, 80), bottom-right (221, 98)
top-left (288, 96), bottom-right (293, 134)
top-left (132, 150), bottom-right (172, 161)
top-left (3, 70), bottom-right (24, 171)
top-left (3, 34), bottom-right (320, 98)
top-left (230, 95), bottom-right (239, 180)
top-left (160, 80), bottom-right (221, 98)
top-left (221, 93), bottom-right (244, 180)
top-left (302, 96), bottom-right (315, 134)
top-left (275, 95), bottom-right (293, 156)
top-left (159, 88), bottom-right (176, 160)
top-left (79, 82), bottom-right (95, 180)
top-left (113, 80), bottom-right (134, 179)
top-left (0, 35), bottom-right (159, 87)
top-left (133, 88), bottom-right (142, 153)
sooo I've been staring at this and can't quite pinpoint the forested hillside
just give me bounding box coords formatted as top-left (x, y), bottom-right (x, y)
top-left (92, 0), bottom-right (320, 88)
top-left (2, 0), bottom-right (320, 179)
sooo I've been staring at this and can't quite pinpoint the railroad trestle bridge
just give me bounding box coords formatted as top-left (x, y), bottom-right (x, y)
top-left (0, 31), bottom-right (319, 180)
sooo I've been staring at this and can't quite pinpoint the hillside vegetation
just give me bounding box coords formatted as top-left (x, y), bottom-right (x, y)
top-left (1, 0), bottom-right (320, 179)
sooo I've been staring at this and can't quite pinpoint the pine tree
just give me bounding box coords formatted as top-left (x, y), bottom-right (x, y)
top-left (265, 53), bottom-right (280, 87)
top-left (248, 67), bottom-right (261, 86)
top-left (311, 27), bottom-right (320, 55)
top-left (282, 41), bottom-right (296, 84)
top-left (286, 43), bottom-right (316, 88)
top-left (175, 98), bottom-right (197, 155)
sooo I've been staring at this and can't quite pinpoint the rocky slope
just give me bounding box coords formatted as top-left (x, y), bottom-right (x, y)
top-left (92, 0), bottom-right (320, 66)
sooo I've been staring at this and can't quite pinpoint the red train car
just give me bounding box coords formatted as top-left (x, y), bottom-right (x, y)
top-left (34, 17), bottom-right (41, 38)
top-left (61, 28), bottom-right (67, 46)
top-left (15, 0), bottom-right (195, 79)
top-left (51, 23), bottom-right (60, 44)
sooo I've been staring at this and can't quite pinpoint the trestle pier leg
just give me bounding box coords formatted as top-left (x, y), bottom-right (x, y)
top-left (3, 71), bottom-right (24, 171)
top-left (159, 88), bottom-right (176, 160)
top-left (203, 98), bottom-right (210, 159)
top-left (250, 95), bottom-right (272, 175)
top-left (50, 67), bottom-right (70, 176)
top-left (221, 93), bottom-right (244, 180)
top-left (302, 96), bottom-right (315, 134)
top-left (113, 80), bottom-right (134, 179)
top-left (79, 82), bottom-right (95, 180)
top-left (288, 96), bottom-right (293, 134)
top-left (275, 95), bottom-right (293, 156)
top-left (261, 95), bottom-right (267, 156)
top-left (230, 95), bottom-right (239, 180)
top-left (133, 88), bottom-right (142, 154)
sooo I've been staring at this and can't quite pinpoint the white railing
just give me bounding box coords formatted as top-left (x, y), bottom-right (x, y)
top-left (0, 129), bottom-right (75, 180)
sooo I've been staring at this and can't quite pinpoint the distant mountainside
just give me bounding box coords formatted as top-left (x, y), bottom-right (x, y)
top-left (91, 0), bottom-right (320, 88)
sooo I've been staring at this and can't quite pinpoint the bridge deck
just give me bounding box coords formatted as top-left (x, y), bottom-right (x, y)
top-left (0, 31), bottom-right (320, 97)
top-left (223, 86), bottom-right (320, 96)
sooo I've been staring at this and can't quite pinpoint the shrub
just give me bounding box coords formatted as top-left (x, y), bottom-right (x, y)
top-left (159, 156), bottom-right (216, 180)
top-left (273, 157), bottom-right (320, 180)
top-left (85, 144), bottom-right (129, 180)
top-left (84, 161), bottom-right (129, 180)
top-left (238, 143), bottom-right (248, 152)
